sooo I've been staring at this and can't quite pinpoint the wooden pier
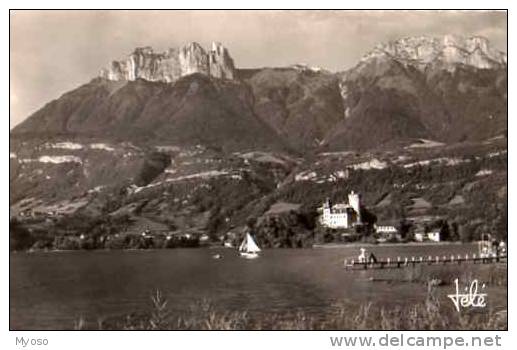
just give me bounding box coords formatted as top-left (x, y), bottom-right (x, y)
top-left (343, 254), bottom-right (507, 270)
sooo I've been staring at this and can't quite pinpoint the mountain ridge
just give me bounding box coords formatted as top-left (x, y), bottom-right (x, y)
top-left (100, 42), bottom-right (235, 83)
top-left (359, 35), bottom-right (506, 71)
top-left (12, 34), bottom-right (507, 153)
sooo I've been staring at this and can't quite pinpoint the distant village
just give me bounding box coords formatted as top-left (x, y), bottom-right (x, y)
top-left (11, 188), bottom-right (448, 252)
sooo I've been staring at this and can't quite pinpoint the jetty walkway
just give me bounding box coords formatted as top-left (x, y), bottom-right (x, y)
top-left (344, 254), bottom-right (507, 270)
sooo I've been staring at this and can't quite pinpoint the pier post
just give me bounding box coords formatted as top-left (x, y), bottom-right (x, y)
top-left (435, 256), bottom-right (439, 264)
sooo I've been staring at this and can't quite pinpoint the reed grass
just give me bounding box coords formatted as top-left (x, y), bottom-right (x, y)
top-left (73, 281), bottom-right (507, 330)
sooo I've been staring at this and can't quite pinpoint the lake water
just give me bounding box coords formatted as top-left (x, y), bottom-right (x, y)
top-left (10, 244), bottom-right (506, 329)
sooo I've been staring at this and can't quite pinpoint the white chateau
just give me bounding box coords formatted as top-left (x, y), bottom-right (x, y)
top-left (319, 191), bottom-right (362, 229)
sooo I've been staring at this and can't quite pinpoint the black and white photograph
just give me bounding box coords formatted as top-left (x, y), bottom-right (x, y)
top-left (9, 9), bottom-right (508, 335)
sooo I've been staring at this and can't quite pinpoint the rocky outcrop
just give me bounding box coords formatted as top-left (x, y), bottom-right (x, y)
top-left (178, 42), bottom-right (209, 77)
top-left (100, 42), bottom-right (235, 83)
top-left (101, 47), bottom-right (182, 82)
top-left (329, 35), bottom-right (507, 151)
top-left (208, 42), bottom-right (235, 79)
top-left (360, 35), bottom-right (507, 71)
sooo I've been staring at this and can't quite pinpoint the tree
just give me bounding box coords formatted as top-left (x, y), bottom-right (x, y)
top-left (450, 222), bottom-right (460, 241)
top-left (246, 217), bottom-right (257, 229)
top-left (360, 206), bottom-right (377, 226)
top-left (439, 220), bottom-right (451, 241)
top-left (397, 218), bottom-right (412, 240)
top-left (10, 219), bottom-right (33, 251)
top-left (459, 224), bottom-right (473, 242)
top-left (492, 209), bottom-right (507, 242)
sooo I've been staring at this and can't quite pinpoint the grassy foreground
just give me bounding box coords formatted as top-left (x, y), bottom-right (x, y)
top-left (74, 283), bottom-right (507, 330)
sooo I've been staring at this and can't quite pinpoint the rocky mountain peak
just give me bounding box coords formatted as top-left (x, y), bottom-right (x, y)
top-left (360, 35), bottom-right (507, 70)
top-left (208, 42), bottom-right (235, 79)
top-left (100, 41), bottom-right (235, 83)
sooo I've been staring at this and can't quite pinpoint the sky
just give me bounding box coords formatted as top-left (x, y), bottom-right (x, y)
top-left (10, 10), bottom-right (507, 128)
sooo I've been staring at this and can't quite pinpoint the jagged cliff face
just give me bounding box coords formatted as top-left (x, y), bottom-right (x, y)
top-left (208, 42), bottom-right (235, 79)
top-left (178, 42), bottom-right (210, 77)
top-left (100, 42), bottom-right (235, 83)
top-left (327, 35), bottom-right (507, 150)
top-left (100, 47), bottom-right (181, 82)
top-left (360, 35), bottom-right (507, 71)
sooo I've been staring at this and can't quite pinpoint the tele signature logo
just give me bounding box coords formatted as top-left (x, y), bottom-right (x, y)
top-left (447, 278), bottom-right (487, 312)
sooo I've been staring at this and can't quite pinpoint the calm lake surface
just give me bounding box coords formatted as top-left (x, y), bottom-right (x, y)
top-left (10, 244), bottom-right (507, 329)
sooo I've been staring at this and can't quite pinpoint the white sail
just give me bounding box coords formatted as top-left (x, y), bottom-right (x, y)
top-left (246, 233), bottom-right (261, 253)
top-left (239, 233), bottom-right (261, 253)
top-left (238, 237), bottom-right (247, 252)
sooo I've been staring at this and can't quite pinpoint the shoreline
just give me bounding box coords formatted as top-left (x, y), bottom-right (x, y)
top-left (13, 241), bottom-right (472, 253)
top-left (312, 241), bottom-right (465, 248)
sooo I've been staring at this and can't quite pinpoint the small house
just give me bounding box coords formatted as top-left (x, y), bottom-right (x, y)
top-left (375, 225), bottom-right (398, 242)
top-left (427, 230), bottom-right (441, 242)
top-left (414, 232), bottom-right (425, 242)
top-left (414, 230), bottom-right (440, 242)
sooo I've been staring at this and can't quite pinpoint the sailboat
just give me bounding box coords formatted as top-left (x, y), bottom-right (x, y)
top-left (239, 232), bottom-right (261, 259)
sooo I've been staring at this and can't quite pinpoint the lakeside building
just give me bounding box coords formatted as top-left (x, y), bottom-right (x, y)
top-left (414, 230), bottom-right (441, 242)
top-left (375, 225), bottom-right (399, 242)
top-left (375, 225), bottom-right (398, 235)
top-left (319, 191), bottom-right (362, 229)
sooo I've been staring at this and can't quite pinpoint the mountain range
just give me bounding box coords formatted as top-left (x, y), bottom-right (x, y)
top-left (12, 35), bottom-right (507, 152)
top-left (10, 35), bottom-right (507, 247)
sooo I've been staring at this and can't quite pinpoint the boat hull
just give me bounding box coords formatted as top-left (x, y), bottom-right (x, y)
top-left (239, 252), bottom-right (259, 259)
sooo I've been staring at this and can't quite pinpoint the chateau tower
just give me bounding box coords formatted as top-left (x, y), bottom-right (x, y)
top-left (348, 191), bottom-right (361, 223)
top-left (322, 198), bottom-right (332, 217)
